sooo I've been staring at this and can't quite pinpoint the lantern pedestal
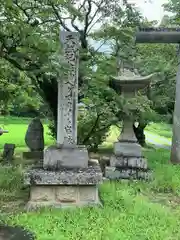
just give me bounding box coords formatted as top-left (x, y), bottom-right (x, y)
top-left (106, 121), bottom-right (151, 180)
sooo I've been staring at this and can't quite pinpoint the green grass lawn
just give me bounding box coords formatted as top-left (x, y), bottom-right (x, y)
top-left (2, 148), bottom-right (180, 239)
top-left (105, 123), bottom-right (172, 148)
top-left (146, 122), bottom-right (172, 139)
top-left (1, 116), bottom-right (180, 240)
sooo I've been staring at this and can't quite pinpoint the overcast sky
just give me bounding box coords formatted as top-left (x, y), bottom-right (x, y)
top-left (131, 0), bottom-right (169, 22)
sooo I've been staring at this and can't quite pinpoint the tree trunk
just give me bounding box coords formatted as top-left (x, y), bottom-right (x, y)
top-left (37, 75), bottom-right (58, 138)
top-left (133, 122), bottom-right (147, 147)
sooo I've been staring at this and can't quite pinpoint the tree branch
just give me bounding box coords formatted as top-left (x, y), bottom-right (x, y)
top-left (13, 0), bottom-right (33, 23)
top-left (71, 17), bottom-right (81, 32)
top-left (70, 0), bottom-right (86, 32)
top-left (87, 0), bottom-right (104, 33)
top-left (3, 55), bottom-right (25, 71)
top-left (51, 3), bottom-right (71, 31)
top-left (95, 123), bottom-right (112, 133)
top-left (82, 113), bottom-right (102, 144)
top-left (93, 39), bottom-right (108, 53)
top-left (84, 0), bottom-right (92, 34)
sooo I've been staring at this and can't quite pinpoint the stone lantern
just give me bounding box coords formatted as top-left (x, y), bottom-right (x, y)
top-left (106, 68), bottom-right (155, 180)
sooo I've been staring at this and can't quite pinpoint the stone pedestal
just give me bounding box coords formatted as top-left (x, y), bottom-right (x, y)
top-left (105, 123), bottom-right (151, 180)
top-left (25, 162), bottom-right (102, 209)
top-left (23, 151), bottom-right (43, 160)
top-left (113, 141), bottom-right (142, 158)
top-left (106, 141), bottom-right (151, 180)
top-left (43, 145), bottom-right (89, 170)
top-left (22, 151), bottom-right (43, 167)
top-left (105, 166), bottom-right (152, 180)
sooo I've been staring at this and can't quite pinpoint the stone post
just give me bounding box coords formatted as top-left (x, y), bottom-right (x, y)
top-left (57, 31), bottom-right (79, 147)
top-left (170, 45), bottom-right (180, 163)
top-left (43, 31), bottom-right (89, 170)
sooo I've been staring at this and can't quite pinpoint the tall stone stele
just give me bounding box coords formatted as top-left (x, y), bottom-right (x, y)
top-left (24, 31), bottom-right (102, 209)
top-left (106, 69), bottom-right (154, 180)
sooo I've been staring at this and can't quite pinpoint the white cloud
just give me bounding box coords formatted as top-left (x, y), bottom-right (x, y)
top-left (129, 0), bottom-right (170, 22)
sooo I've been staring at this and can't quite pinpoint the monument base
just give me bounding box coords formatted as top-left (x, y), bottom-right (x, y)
top-left (114, 141), bottom-right (142, 157)
top-left (106, 156), bottom-right (152, 180)
top-left (43, 145), bottom-right (89, 170)
top-left (26, 185), bottom-right (101, 209)
top-left (105, 140), bottom-right (152, 180)
top-left (24, 161), bottom-right (102, 209)
top-left (105, 166), bottom-right (152, 180)
top-left (110, 155), bottom-right (148, 169)
top-left (23, 151), bottom-right (43, 160)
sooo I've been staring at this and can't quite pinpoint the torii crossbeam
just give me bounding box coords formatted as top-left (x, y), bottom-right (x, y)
top-left (135, 27), bottom-right (180, 164)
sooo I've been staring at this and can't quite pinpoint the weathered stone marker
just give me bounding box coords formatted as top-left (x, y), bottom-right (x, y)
top-left (23, 118), bottom-right (44, 162)
top-left (2, 143), bottom-right (15, 163)
top-left (43, 31), bottom-right (89, 170)
top-left (25, 118), bottom-right (44, 151)
top-left (24, 31), bottom-right (102, 209)
top-left (135, 27), bottom-right (180, 164)
top-left (57, 31), bottom-right (79, 147)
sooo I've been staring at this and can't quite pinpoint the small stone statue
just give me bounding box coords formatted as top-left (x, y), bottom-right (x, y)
top-left (25, 118), bottom-right (44, 152)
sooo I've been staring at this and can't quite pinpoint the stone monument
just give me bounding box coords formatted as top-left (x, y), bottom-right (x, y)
top-left (23, 117), bottom-right (44, 161)
top-left (24, 31), bottom-right (102, 209)
top-left (105, 68), bottom-right (154, 180)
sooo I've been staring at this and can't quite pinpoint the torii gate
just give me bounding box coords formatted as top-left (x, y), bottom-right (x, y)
top-left (135, 27), bottom-right (180, 164)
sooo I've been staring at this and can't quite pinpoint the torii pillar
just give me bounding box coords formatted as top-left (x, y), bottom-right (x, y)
top-left (135, 27), bottom-right (180, 164)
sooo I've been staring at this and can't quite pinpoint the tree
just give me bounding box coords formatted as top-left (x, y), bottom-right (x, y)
top-left (0, 0), bottom-right (136, 149)
top-left (91, 4), bottom-right (156, 146)
top-left (2, 0), bottom-right (175, 150)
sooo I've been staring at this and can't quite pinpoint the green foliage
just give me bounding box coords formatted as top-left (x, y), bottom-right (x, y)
top-left (136, 43), bottom-right (177, 120)
top-left (163, 0), bottom-right (180, 25)
top-left (0, 165), bottom-right (23, 201)
top-left (0, 0), bottom-right (135, 148)
top-left (146, 123), bottom-right (172, 139)
top-left (0, 0), bottom-right (178, 148)
top-left (78, 111), bottom-right (111, 152)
